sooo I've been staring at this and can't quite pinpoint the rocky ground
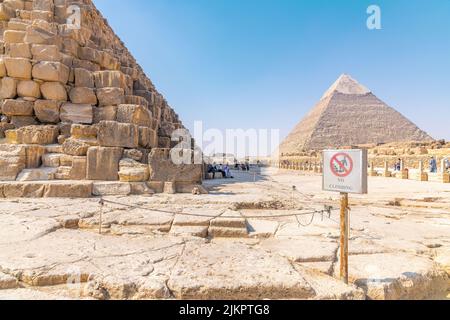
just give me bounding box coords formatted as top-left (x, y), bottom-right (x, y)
top-left (0, 168), bottom-right (449, 300)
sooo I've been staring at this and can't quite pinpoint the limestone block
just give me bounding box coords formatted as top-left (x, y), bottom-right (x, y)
top-left (96, 87), bottom-right (124, 106)
top-left (43, 181), bottom-right (93, 198)
top-left (24, 144), bottom-right (46, 168)
top-left (3, 30), bottom-right (25, 43)
top-left (40, 82), bottom-right (67, 101)
top-left (86, 146), bottom-right (123, 181)
top-left (33, 0), bottom-right (54, 12)
top-left (32, 61), bottom-right (70, 83)
top-left (34, 99), bottom-right (61, 123)
top-left (2, 182), bottom-right (46, 198)
top-left (42, 153), bottom-right (61, 167)
top-left (78, 46), bottom-right (101, 64)
top-left (68, 156), bottom-right (87, 180)
top-left (94, 70), bottom-right (126, 89)
top-left (0, 3), bottom-right (16, 21)
top-left (60, 103), bottom-right (93, 124)
top-left (74, 68), bottom-right (94, 88)
top-left (17, 80), bottom-right (40, 98)
top-left (0, 144), bottom-right (26, 181)
top-left (0, 122), bottom-right (15, 138)
top-left (31, 44), bottom-right (61, 61)
top-left (97, 121), bottom-right (139, 148)
top-left (118, 158), bottom-right (149, 182)
top-left (93, 105), bottom-right (117, 123)
top-left (7, 18), bottom-right (29, 31)
top-left (0, 77), bottom-right (17, 99)
top-left (116, 104), bottom-right (152, 127)
top-left (4, 57), bottom-right (32, 79)
top-left (6, 125), bottom-right (59, 145)
top-left (92, 181), bottom-right (131, 196)
top-left (16, 167), bottom-right (57, 181)
top-left (69, 87), bottom-right (97, 105)
top-left (70, 124), bottom-right (97, 140)
top-left (62, 138), bottom-right (90, 156)
top-left (1, 99), bottom-right (34, 116)
top-left (24, 22), bottom-right (57, 45)
top-left (7, 43), bottom-right (31, 58)
top-left (10, 116), bottom-right (37, 127)
top-left (138, 126), bottom-right (158, 148)
top-left (123, 149), bottom-right (144, 162)
top-left (148, 148), bottom-right (203, 183)
top-left (0, 58), bottom-right (6, 77)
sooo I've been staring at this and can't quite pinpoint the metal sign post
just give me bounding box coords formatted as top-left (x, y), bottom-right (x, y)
top-left (323, 149), bottom-right (368, 284)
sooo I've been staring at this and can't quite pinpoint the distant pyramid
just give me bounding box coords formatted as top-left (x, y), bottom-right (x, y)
top-left (279, 74), bottom-right (433, 154)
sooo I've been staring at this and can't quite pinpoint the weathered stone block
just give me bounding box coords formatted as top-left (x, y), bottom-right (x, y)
top-left (40, 82), bottom-right (67, 101)
top-left (148, 148), bottom-right (202, 183)
top-left (43, 181), bottom-right (93, 198)
top-left (93, 105), bottom-right (117, 123)
top-left (118, 158), bottom-right (149, 182)
top-left (62, 138), bottom-right (90, 156)
top-left (3, 30), bottom-right (26, 43)
top-left (94, 70), bottom-right (126, 89)
top-left (31, 44), bottom-right (61, 61)
top-left (4, 57), bottom-right (32, 79)
top-left (0, 144), bottom-right (26, 181)
top-left (70, 124), bottom-right (97, 140)
top-left (116, 104), bottom-right (152, 127)
top-left (1, 99), bottom-right (34, 116)
top-left (6, 125), bottom-right (59, 145)
top-left (10, 116), bottom-right (37, 127)
top-left (60, 103), bottom-right (93, 124)
top-left (0, 77), bottom-right (17, 99)
top-left (96, 87), bottom-right (124, 106)
top-left (17, 80), bottom-right (40, 98)
top-left (34, 99), bottom-right (61, 123)
top-left (86, 146), bottom-right (123, 181)
top-left (32, 61), bottom-right (70, 83)
top-left (74, 68), bottom-right (94, 88)
top-left (24, 144), bottom-right (46, 168)
top-left (69, 87), bottom-right (97, 105)
top-left (97, 121), bottom-right (139, 148)
top-left (7, 43), bottom-right (31, 58)
top-left (92, 181), bottom-right (131, 196)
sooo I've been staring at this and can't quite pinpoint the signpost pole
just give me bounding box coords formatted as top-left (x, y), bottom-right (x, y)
top-left (340, 192), bottom-right (349, 284)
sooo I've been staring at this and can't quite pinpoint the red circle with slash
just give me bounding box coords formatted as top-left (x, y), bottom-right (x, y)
top-left (330, 153), bottom-right (353, 178)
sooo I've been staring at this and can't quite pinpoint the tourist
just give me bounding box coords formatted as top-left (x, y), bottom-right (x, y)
top-left (395, 159), bottom-right (401, 171)
top-left (445, 158), bottom-right (450, 172)
top-left (429, 157), bottom-right (437, 173)
top-left (206, 164), bottom-right (216, 179)
top-left (224, 164), bottom-right (234, 179)
top-left (245, 161), bottom-right (250, 171)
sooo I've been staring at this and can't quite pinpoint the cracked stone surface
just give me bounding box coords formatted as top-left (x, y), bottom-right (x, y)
top-left (0, 169), bottom-right (449, 300)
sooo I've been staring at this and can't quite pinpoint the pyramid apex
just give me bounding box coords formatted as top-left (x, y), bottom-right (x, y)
top-left (321, 74), bottom-right (371, 99)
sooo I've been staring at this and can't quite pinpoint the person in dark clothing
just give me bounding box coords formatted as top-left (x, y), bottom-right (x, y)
top-left (206, 164), bottom-right (216, 179)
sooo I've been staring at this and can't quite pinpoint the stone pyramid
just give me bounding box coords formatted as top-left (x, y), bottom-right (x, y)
top-left (0, 0), bottom-right (201, 197)
top-left (279, 74), bottom-right (433, 155)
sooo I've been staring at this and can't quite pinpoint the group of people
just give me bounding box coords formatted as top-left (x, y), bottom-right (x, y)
top-left (234, 161), bottom-right (250, 171)
top-left (395, 157), bottom-right (450, 173)
top-left (206, 163), bottom-right (234, 179)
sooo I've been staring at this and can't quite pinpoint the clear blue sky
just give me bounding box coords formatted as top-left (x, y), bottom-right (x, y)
top-left (94, 0), bottom-right (450, 142)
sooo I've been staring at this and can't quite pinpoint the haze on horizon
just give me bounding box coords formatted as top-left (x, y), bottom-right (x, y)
top-left (94, 0), bottom-right (450, 147)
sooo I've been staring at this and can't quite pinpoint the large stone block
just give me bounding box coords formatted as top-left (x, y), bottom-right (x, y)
top-left (7, 43), bottom-right (31, 58)
top-left (116, 104), bottom-right (152, 127)
top-left (43, 181), bottom-right (93, 198)
top-left (3, 30), bottom-right (25, 43)
top-left (0, 77), bottom-right (17, 99)
top-left (40, 82), bottom-right (67, 101)
top-left (17, 80), bottom-right (41, 99)
top-left (24, 145), bottom-right (46, 168)
top-left (34, 99), bottom-right (61, 123)
top-left (96, 87), bottom-right (124, 106)
top-left (97, 121), bottom-right (139, 148)
top-left (93, 105), bottom-right (117, 123)
top-left (31, 44), bottom-right (61, 61)
top-left (6, 125), bottom-right (59, 145)
top-left (86, 146), bottom-right (123, 181)
top-left (0, 144), bottom-right (26, 181)
top-left (138, 126), bottom-right (158, 148)
top-left (60, 103), bottom-right (93, 124)
top-left (62, 138), bottom-right (90, 156)
top-left (4, 57), bottom-right (32, 79)
top-left (94, 71), bottom-right (126, 89)
top-left (69, 87), bottom-right (97, 105)
top-left (74, 68), bottom-right (94, 88)
top-left (118, 158), bottom-right (149, 182)
top-left (1, 99), bottom-right (34, 116)
top-left (148, 148), bottom-right (203, 183)
top-left (32, 61), bottom-right (70, 83)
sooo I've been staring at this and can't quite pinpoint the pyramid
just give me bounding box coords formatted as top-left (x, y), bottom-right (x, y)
top-left (278, 74), bottom-right (434, 155)
top-left (0, 0), bottom-right (202, 196)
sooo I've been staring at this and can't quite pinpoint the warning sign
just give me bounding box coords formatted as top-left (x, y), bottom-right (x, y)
top-left (323, 149), bottom-right (368, 194)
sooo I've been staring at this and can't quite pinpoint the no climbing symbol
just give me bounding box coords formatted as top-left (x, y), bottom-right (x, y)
top-left (330, 153), bottom-right (354, 178)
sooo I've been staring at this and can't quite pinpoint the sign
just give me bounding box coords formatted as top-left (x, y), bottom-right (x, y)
top-left (322, 149), bottom-right (368, 194)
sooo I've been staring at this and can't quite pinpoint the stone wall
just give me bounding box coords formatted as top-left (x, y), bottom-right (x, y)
top-left (0, 0), bottom-right (199, 192)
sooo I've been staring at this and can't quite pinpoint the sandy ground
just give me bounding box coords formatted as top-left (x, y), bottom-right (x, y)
top-left (0, 168), bottom-right (449, 300)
